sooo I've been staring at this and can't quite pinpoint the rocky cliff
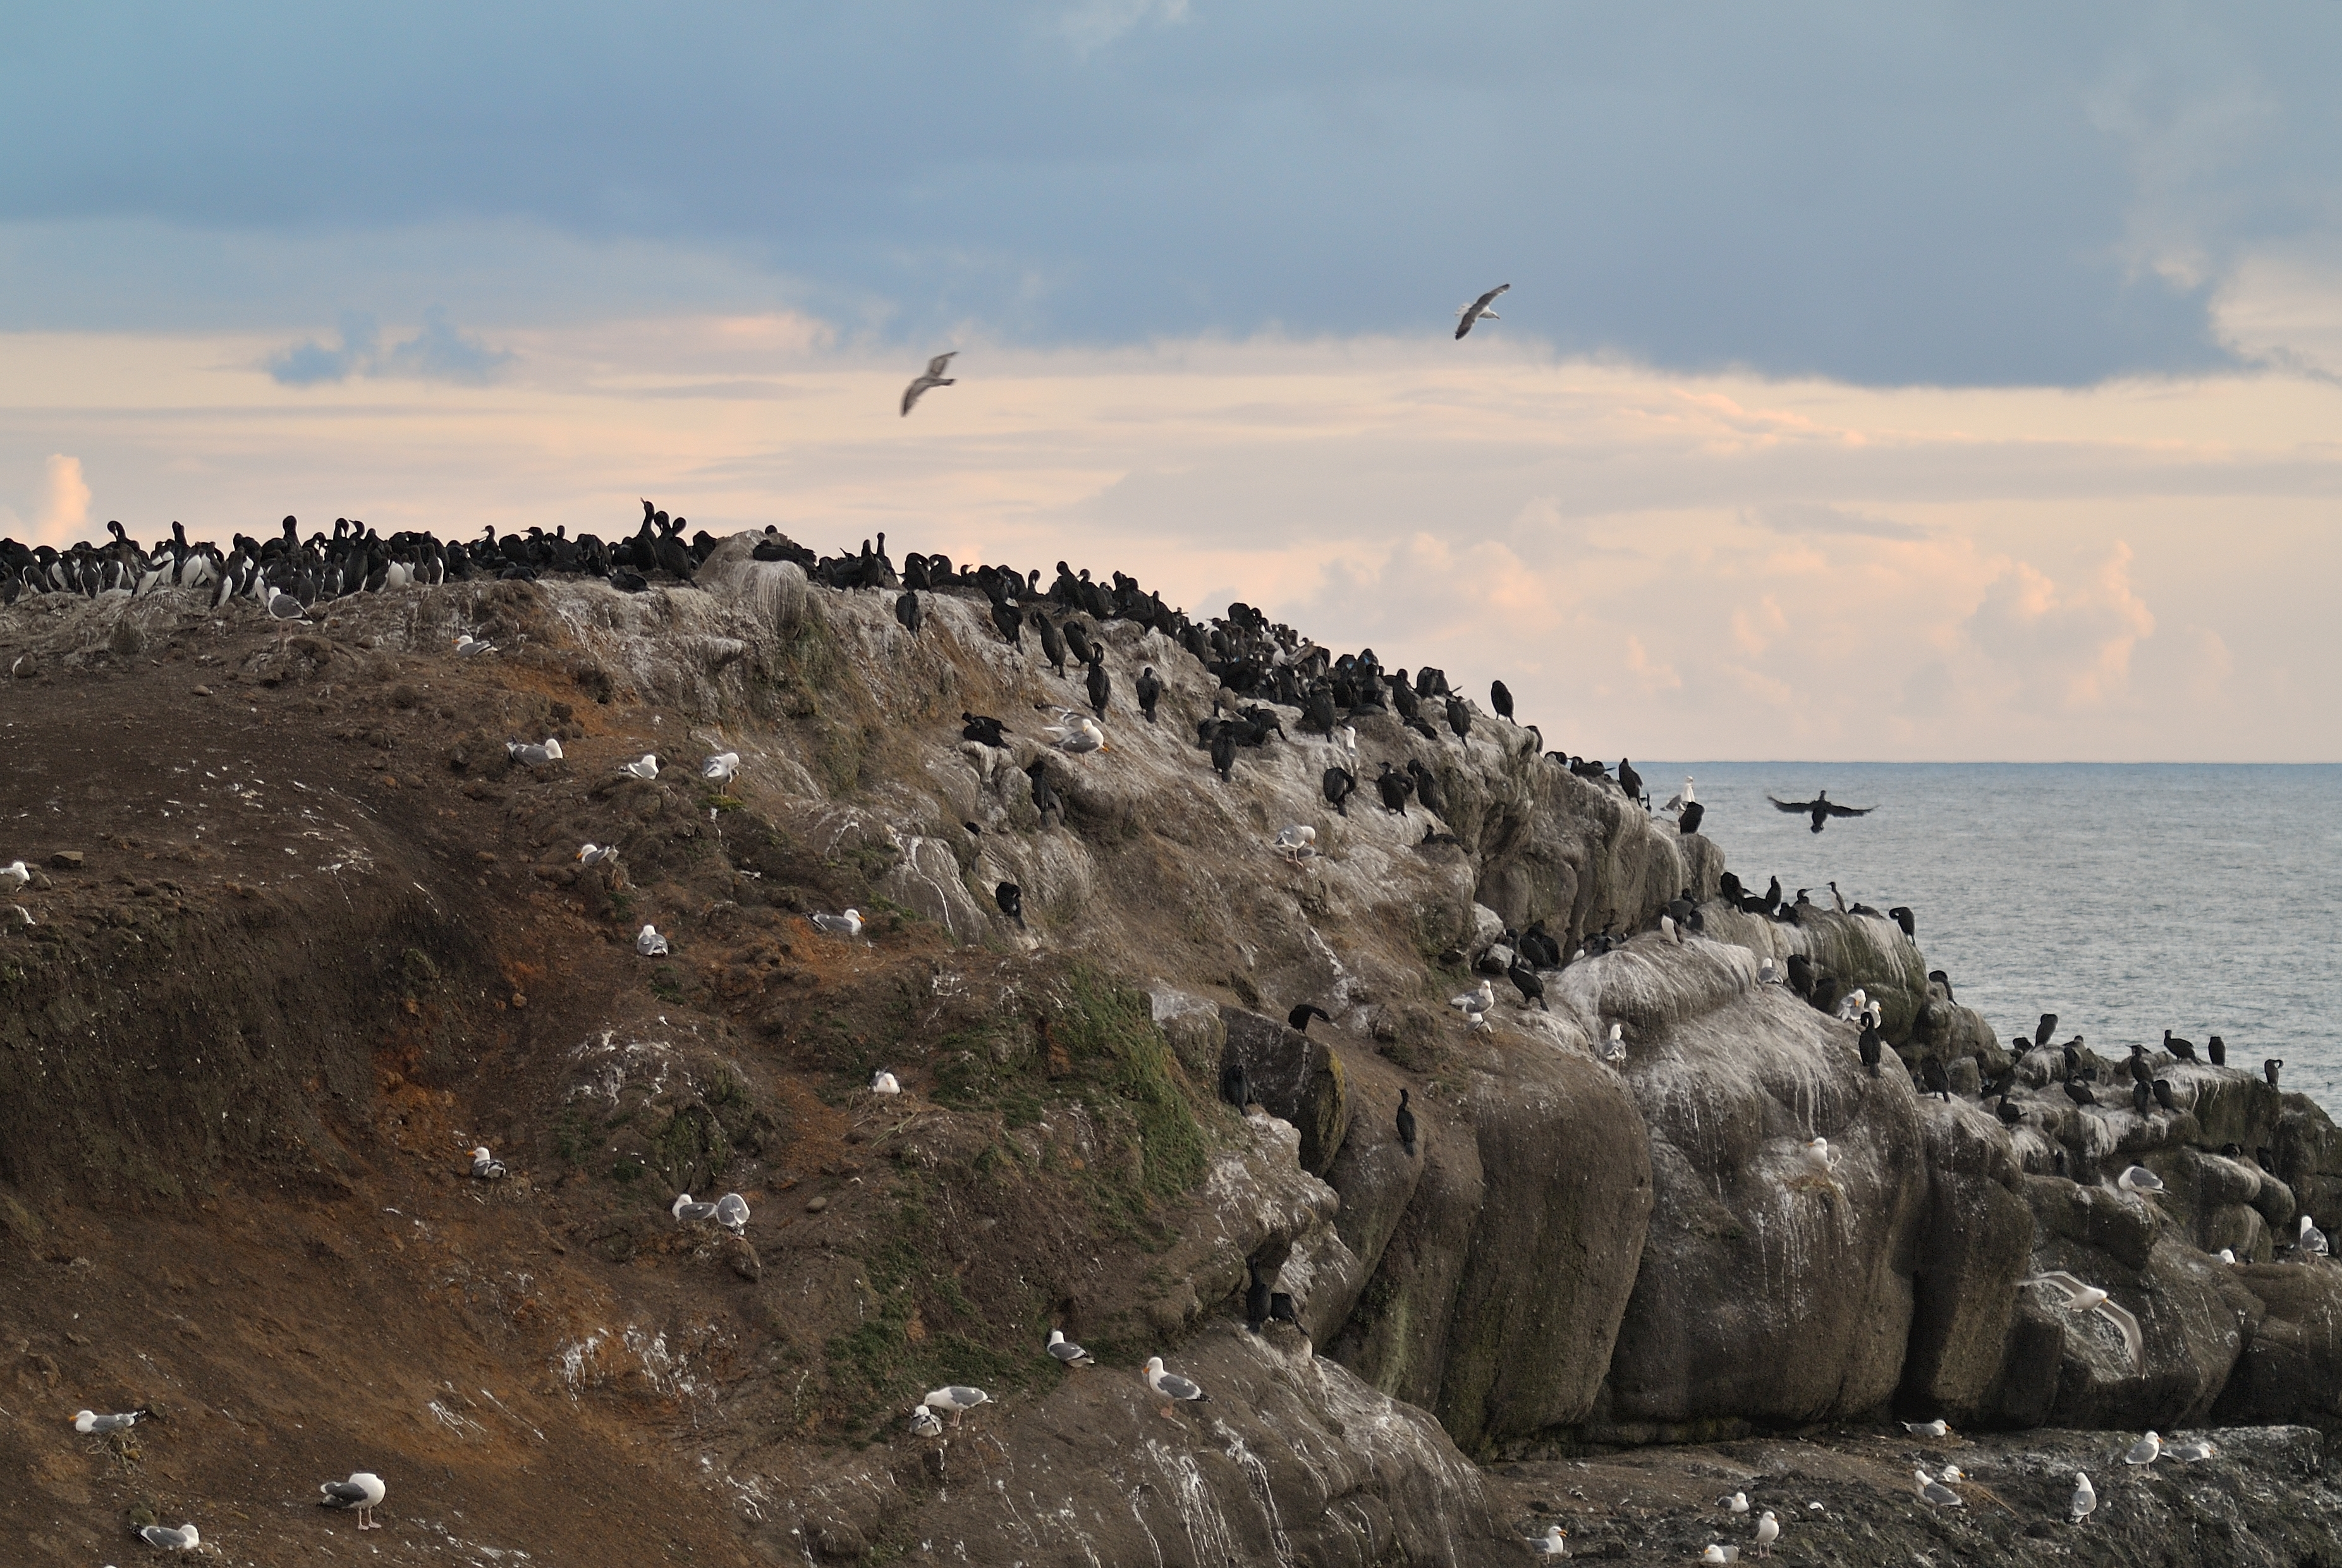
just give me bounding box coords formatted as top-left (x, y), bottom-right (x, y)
top-left (3, 542), bottom-right (2340, 1565)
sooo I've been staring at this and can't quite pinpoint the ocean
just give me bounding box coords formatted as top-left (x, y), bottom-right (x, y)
top-left (1642, 763), bottom-right (2342, 1114)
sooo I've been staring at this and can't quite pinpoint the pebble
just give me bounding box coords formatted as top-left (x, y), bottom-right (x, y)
top-left (805, 1196), bottom-right (829, 1213)
top-left (50, 851), bottom-right (83, 869)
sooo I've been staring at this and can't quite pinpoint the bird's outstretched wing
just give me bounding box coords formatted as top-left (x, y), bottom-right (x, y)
top-left (2092, 1298), bottom-right (2144, 1372)
top-left (1822, 800), bottom-right (1875, 817)
top-left (1767, 794), bottom-right (1815, 813)
top-left (925, 351), bottom-right (958, 378)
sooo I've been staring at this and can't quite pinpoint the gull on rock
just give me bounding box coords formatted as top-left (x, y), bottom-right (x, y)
top-left (811, 909), bottom-right (864, 938)
top-left (908, 1406), bottom-right (944, 1438)
top-left (671, 1193), bottom-right (720, 1224)
top-left (1754, 1510), bottom-right (1778, 1557)
top-left (619, 753), bottom-right (660, 780)
top-left (921, 1385), bottom-right (991, 1425)
top-left (2070, 1472), bottom-right (2095, 1524)
top-left (468, 1146), bottom-right (506, 1179)
top-left (2300, 1214), bottom-right (2330, 1256)
top-left (700, 751), bottom-right (740, 782)
top-left (453, 635), bottom-right (496, 656)
top-left (636, 924), bottom-right (669, 956)
top-left (1724, 1492), bottom-right (1749, 1514)
top-left (1047, 1330), bottom-right (1093, 1366)
top-left (576, 842), bottom-right (619, 866)
top-left (714, 1193), bottom-right (751, 1232)
top-left (1799, 1138), bottom-right (1839, 1174)
top-left (1044, 714), bottom-right (1107, 754)
top-left (1524, 1524), bottom-right (1568, 1555)
top-left (1603, 1023), bottom-right (1626, 1065)
top-left (1451, 981), bottom-right (1496, 1015)
top-left (1834, 988), bottom-right (1869, 1022)
top-left (506, 738), bottom-right (563, 765)
top-left (2118, 1165), bottom-right (2165, 1196)
top-left (136, 1522), bottom-right (202, 1550)
top-left (1902, 1419), bottom-right (1949, 1438)
top-left (1914, 1469), bottom-right (1964, 1507)
top-left (2169, 1437), bottom-right (2217, 1461)
top-left (2125, 1431), bottom-right (2162, 1466)
top-left (1144, 1356), bottom-right (1208, 1405)
top-left (870, 1071), bottom-right (902, 1095)
top-left (319, 1471), bottom-right (387, 1529)
top-left (1700, 1547), bottom-right (1739, 1564)
top-left (75, 1409), bottom-right (150, 1433)
top-left (1272, 824), bottom-right (1319, 864)
top-left (0, 860), bottom-right (28, 890)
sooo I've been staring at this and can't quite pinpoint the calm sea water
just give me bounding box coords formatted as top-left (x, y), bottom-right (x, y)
top-left (1642, 763), bottom-right (2342, 1114)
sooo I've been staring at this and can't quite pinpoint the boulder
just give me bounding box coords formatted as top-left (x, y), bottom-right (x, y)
top-left (2213, 1261), bottom-right (2342, 1425)
top-left (1896, 1100), bottom-right (2035, 1421)
top-left (1221, 1007), bottom-right (1347, 1176)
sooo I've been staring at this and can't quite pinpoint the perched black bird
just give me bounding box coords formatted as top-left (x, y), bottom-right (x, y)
top-left (2036, 1014), bottom-right (2058, 1049)
top-left (1767, 789), bottom-right (1875, 834)
top-left (1209, 724), bottom-right (1236, 782)
top-left (2128, 1048), bottom-right (2153, 1087)
top-left (1375, 762), bottom-right (1415, 813)
top-left (1034, 610), bottom-right (1068, 675)
top-left (1220, 1059), bottom-right (1250, 1111)
top-left (2207, 1035), bottom-right (2226, 1067)
top-left (1246, 1262), bottom-right (1272, 1334)
top-left (1490, 679), bottom-right (1514, 720)
top-left (1323, 765), bottom-right (1357, 817)
top-left (1395, 1088), bottom-right (1418, 1157)
top-left (894, 588), bottom-right (922, 634)
top-left (1617, 758), bottom-right (1642, 803)
top-left (1920, 1057), bottom-right (1952, 1102)
top-left (1085, 652), bottom-right (1111, 717)
top-left (2266, 1058), bottom-right (2284, 1089)
top-left (1445, 696), bottom-right (1472, 741)
top-left (2133, 1079), bottom-right (2154, 1117)
top-left (2064, 1079), bottom-right (2097, 1108)
top-left (2164, 1029), bottom-right (2197, 1062)
top-left (1288, 1003), bottom-right (1332, 1033)
top-left (994, 882), bottom-right (1023, 925)
top-left (1136, 665), bottom-right (1162, 723)
top-left (1407, 758), bottom-right (1446, 817)
top-left (1929, 968), bottom-right (1955, 1002)
top-left (2153, 1079), bottom-right (2179, 1113)
top-left (1996, 1098), bottom-right (2024, 1126)
top-left (961, 711), bottom-right (1009, 747)
top-left (1023, 759), bottom-right (1062, 820)
top-left (1889, 906), bottom-right (1915, 939)
top-left (1785, 953), bottom-right (1815, 999)
top-left (990, 598), bottom-right (1023, 646)
top-left (2061, 1043), bottom-right (2082, 1081)
top-left (1858, 1024), bottom-right (1883, 1078)
top-left (1507, 961), bottom-right (1547, 1011)
top-left (1679, 801), bottom-right (1705, 836)
top-left (1268, 1292), bottom-right (1302, 1329)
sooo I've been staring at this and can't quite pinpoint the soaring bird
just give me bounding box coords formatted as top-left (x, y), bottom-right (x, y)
top-left (1767, 790), bottom-right (1875, 834)
top-left (900, 352), bottom-right (958, 415)
top-left (1455, 283), bottom-right (1510, 339)
top-left (2025, 1271), bottom-right (2143, 1370)
top-left (319, 1471), bottom-right (387, 1530)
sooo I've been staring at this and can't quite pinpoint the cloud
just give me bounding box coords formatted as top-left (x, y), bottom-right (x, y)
top-left (1961, 542), bottom-right (2157, 711)
top-left (267, 307), bottom-right (512, 386)
top-left (1052, 0), bottom-right (1188, 53)
top-left (1750, 502), bottom-right (1926, 540)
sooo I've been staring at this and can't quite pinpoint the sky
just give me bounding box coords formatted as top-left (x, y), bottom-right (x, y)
top-left (4, 4), bottom-right (2341, 760)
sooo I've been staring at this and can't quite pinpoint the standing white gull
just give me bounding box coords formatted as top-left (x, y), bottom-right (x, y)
top-left (870, 1070), bottom-right (902, 1095)
top-left (671, 1193), bottom-right (720, 1224)
top-left (2069, 1471), bottom-right (2095, 1524)
top-left (1661, 776), bottom-right (1696, 814)
top-left (714, 1193), bottom-right (751, 1232)
top-left (701, 751), bottom-right (741, 782)
top-left (1524, 1523), bottom-right (1568, 1555)
top-left (1753, 1510), bottom-right (1778, 1557)
top-left (1143, 1356), bottom-right (1208, 1406)
top-left (2125, 1430), bottom-right (2162, 1465)
top-left (0, 860), bottom-right (30, 890)
top-left (1455, 283), bottom-right (1510, 339)
top-left (1913, 1469), bottom-right (1964, 1507)
top-left (75, 1408), bottom-right (151, 1433)
top-left (1046, 1330), bottom-right (1093, 1366)
top-left (810, 909), bottom-right (864, 938)
top-left (318, 1470), bottom-right (387, 1529)
top-left (1834, 987), bottom-right (1869, 1022)
top-left (468, 1146), bottom-right (506, 1180)
top-left (1272, 824), bottom-right (1319, 865)
top-left (2300, 1214), bottom-right (2330, 1256)
top-left (1450, 981), bottom-right (1496, 1015)
top-left (1757, 958), bottom-right (1781, 985)
top-left (618, 753), bottom-right (660, 781)
top-left (901, 352), bottom-right (958, 416)
top-left (2032, 1273), bottom-right (2145, 1376)
top-left (135, 1522), bottom-right (201, 1550)
top-left (921, 1385), bottom-right (991, 1425)
top-left (636, 924), bottom-right (669, 956)
top-left (1602, 1023), bottom-right (1626, 1065)
top-left (2117, 1165), bottom-right (2165, 1196)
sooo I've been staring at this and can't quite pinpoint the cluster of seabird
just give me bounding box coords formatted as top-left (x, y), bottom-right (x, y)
top-left (65, 1406), bottom-right (390, 1550)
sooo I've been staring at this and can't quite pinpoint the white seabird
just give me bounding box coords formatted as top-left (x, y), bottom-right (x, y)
top-left (2300, 1214), bottom-right (2330, 1256)
top-left (1757, 958), bottom-right (1780, 986)
top-left (506, 737), bottom-right (563, 765)
top-left (1902, 1419), bottom-right (1949, 1438)
top-left (136, 1522), bottom-right (201, 1550)
top-left (1834, 988), bottom-right (1869, 1022)
top-left (1465, 1009), bottom-right (1490, 1032)
top-left (576, 842), bottom-right (619, 866)
top-left (921, 1385), bottom-right (991, 1425)
top-left (1659, 914), bottom-right (1683, 945)
top-left (908, 1405), bottom-right (944, 1438)
top-left (2168, 1437), bottom-right (2217, 1461)
top-left (1700, 1547), bottom-right (1739, 1564)
top-left (1336, 724), bottom-right (1357, 762)
top-left (636, 924), bottom-right (669, 956)
top-left (318, 1470), bottom-right (387, 1529)
top-left (619, 753), bottom-right (660, 781)
top-left (1450, 981), bottom-right (1496, 1015)
top-left (1661, 776), bottom-right (1696, 814)
top-left (1047, 1330), bottom-right (1093, 1366)
top-left (2219, 1248), bottom-right (2238, 1264)
top-left (1524, 1523), bottom-right (1568, 1555)
top-left (468, 1146), bottom-right (506, 1180)
top-left (901, 351), bottom-right (958, 416)
top-left (2118, 1165), bottom-right (2165, 1196)
top-left (714, 1193), bottom-right (750, 1232)
top-left (1144, 1356), bottom-right (1208, 1406)
top-left (701, 751), bottom-right (740, 782)
top-left (810, 909), bottom-right (864, 938)
top-left (1044, 715), bottom-right (1107, 754)
top-left (870, 1070), bottom-right (902, 1095)
top-left (1914, 1469), bottom-right (1964, 1507)
top-left (1455, 282), bottom-right (1510, 339)
top-left (671, 1193), bottom-right (719, 1224)
top-left (1724, 1492), bottom-right (1749, 1514)
top-left (1753, 1510), bottom-right (1778, 1557)
top-left (1798, 1138), bottom-right (1839, 1174)
top-left (1939, 1464), bottom-right (1965, 1483)
top-left (0, 860), bottom-right (30, 890)
top-left (2070, 1471), bottom-right (2095, 1523)
top-left (2025, 1272), bottom-right (2143, 1371)
top-left (454, 635), bottom-right (496, 656)
top-left (1602, 1023), bottom-right (1626, 1065)
top-left (75, 1409), bottom-right (149, 1433)
top-left (2125, 1430), bottom-right (2162, 1466)
top-left (1272, 824), bottom-right (1318, 865)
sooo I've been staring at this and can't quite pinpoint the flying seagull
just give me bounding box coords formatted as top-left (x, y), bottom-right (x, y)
top-left (1455, 283), bottom-right (1509, 339)
top-left (2025, 1271), bottom-right (2143, 1371)
top-left (1768, 790), bottom-right (1874, 834)
top-left (901, 352), bottom-right (958, 415)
